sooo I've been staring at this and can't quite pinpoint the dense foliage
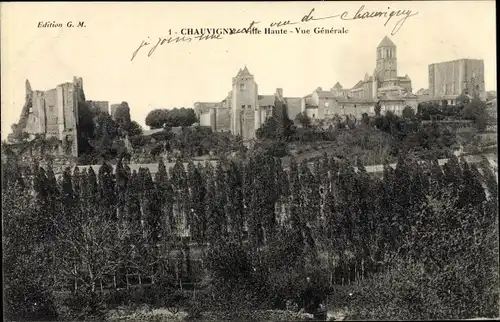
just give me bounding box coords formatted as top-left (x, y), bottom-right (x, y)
top-left (256, 98), bottom-right (295, 142)
top-left (128, 126), bottom-right (247, 162)
top-left (77, 101), bottom-right (143, 163)
top-left (417, 98), bottom-right (489, 131)
top-left (2, 152), bottom-right (498, 320)
top-left (145, 108), bottom-right (197, 129)
top-left (258, 107), bottom-right (460, 166)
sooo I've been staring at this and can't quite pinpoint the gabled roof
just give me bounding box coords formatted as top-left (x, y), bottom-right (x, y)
top-left (351, 80), bottom-right (365, 90)
top-left (416, 88), bottom-right (430, 95)
top-left (378, 36), bottom-right (396, 48)
top-left (333, 82), bottom-right (343, 89)
top-left (240, 65), bottom-right (252, 77)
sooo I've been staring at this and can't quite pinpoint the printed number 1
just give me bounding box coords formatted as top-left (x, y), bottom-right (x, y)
top-left (169, 29), bottom-right (172, 35)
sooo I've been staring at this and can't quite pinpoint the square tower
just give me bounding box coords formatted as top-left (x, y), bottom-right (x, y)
top-left (376, 36), bottom-right (397, 81)
top-left (231, 66), bottom-right (259, 139)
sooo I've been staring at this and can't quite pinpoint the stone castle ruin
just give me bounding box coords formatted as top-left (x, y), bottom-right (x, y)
top-left (9, 77), bottom-right (86, 157)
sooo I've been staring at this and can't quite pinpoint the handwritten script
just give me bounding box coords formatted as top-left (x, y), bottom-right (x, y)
top-left (130, 6), bottom-right (418, 61)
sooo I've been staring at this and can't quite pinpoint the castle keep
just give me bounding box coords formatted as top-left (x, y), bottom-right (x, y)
top-left (11, 77), bottom-right (87, 156)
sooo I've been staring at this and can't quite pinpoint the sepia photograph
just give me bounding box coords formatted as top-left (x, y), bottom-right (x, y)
top-left (1, 1), bottom-right (498, 321)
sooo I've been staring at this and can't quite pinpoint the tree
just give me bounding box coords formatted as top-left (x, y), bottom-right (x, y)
top-left (361, 113), bottom-right (370, 126)
top-left (145, 108), bottom-right (197, 129)
top-left (295, 112), bottom-right (311, 127)
top-left (114, 102), bottom-right (132, 133)
top-left (187, 161), bottom-right (207, 243)
top-left (374, 101), bottom-right (382, 116)
top-left (346, 115), bottom-right (356, 130)
top-left (402, 106), bottom-right (416, 119)
top-left (456, 90), bottom-right (471, 107)
top-left (274, 99), bottom-right (295, 141)
top-left (127, 120), bottom-right (143, 137)
top-left (461, 98), bottom-right (488, 131)
top-left (256, 99), bottom-right (295, 141)
top-left (169, 108), bottom-right (197, 127)
top-left (146, 109), bottom-right (170, 129)
top-left (77, 101), bottom-right (97, 155)
top-left (53, 206), bottom-right (131, 302)
top-left (3, 173), bottom-right (59, 320)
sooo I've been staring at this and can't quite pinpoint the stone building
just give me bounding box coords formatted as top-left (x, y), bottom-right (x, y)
top-left (197, 37), bottom-right (417, 134)
top-left (10, 77), bottom-right (85, 156)
top-left (301, 87), bottom-right (339, 120)
top-left (428, 59), bottom-right (486, 99)
top-left (298, 36), bottom-right (416, 120)
top-left (196, 66), bottom-right (302, 139)
top-left (330, 82), bottom-right (349, 97)
top-left (347, 36), bottom-right (413, 100)
top-left (110, 103), bottom-right (121, 120)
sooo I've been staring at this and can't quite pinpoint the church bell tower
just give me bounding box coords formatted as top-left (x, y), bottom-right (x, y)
top-left (376, 36), bottom-right (397, 82)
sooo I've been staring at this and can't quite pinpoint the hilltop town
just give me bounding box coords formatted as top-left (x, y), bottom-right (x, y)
top-left (3, 35), bottom-right (498, 322)
top-left (4, 36), bottom-right (496, 175)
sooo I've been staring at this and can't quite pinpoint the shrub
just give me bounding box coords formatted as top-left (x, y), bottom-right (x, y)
top-left (347, 262), bottom-right (444, 320)
top-left (4, 282), bottom-right (58, 321)
top-left (58, 288), bottom-right (107, 321)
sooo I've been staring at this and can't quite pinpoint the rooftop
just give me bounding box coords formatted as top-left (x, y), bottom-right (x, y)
top-left (333, 82), bottom-right (343, 89)
top-left (377, 36), bottom-right (396, 48)
top-left (236, 65), bottom-right (252, 77)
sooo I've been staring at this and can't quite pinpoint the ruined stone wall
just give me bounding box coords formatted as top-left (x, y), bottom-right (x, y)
top-left (110, 103), bottom-right (120, 120)
top-left (14, 77), bottom-right (84, 157)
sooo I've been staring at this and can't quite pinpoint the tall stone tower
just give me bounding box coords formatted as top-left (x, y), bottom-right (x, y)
top-left (231, 66), bottom-right (258, 139)
top-left (11, 77), bottom-right (84, 156)
top-left (376, 36), bottom-right (397, 83)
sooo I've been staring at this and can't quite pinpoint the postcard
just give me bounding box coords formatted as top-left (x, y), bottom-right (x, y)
top-left (1, 1), bottom-right (498, 321)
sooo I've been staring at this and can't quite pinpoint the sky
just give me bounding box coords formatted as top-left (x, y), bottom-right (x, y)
top-left (1, 1), bottom-right (496, 139)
